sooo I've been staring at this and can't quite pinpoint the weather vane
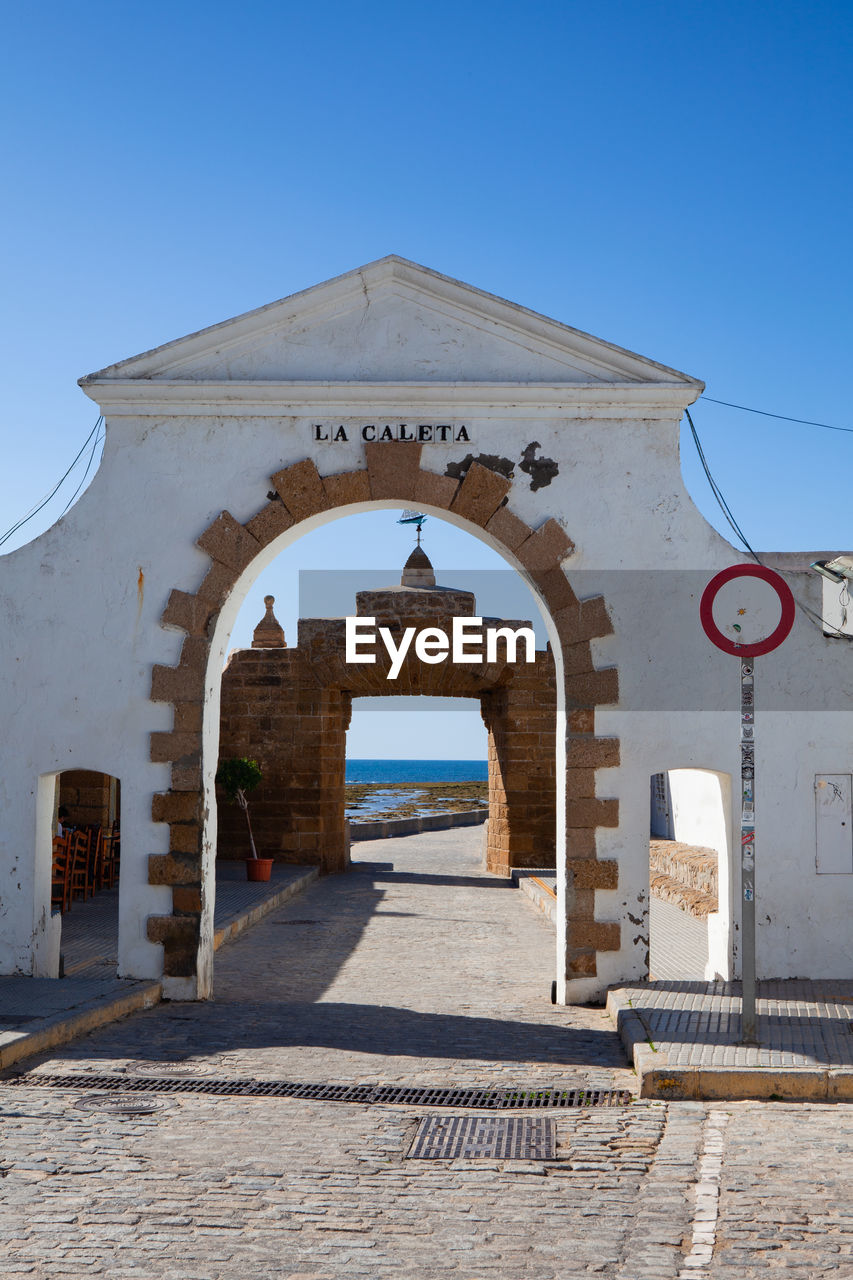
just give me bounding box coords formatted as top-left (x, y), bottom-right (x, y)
top-left (397, 510), bottom-right (427, 547)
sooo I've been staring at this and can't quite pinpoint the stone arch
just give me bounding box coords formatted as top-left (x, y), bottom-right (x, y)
top-left (147, 442), bottom-right (620, 996)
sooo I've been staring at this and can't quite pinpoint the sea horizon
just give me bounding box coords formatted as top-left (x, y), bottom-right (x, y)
top-left (346, 758), bottom-right (488, 784)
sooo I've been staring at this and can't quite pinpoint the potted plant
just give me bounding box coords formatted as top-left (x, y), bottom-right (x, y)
top-left (215, 757), bottom-right (273, 882)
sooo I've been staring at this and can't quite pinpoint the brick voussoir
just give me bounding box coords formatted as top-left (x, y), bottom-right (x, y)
top-left (170, 757), bottom-right (202, 792)
top-left (196, 562), bottom-right (238, 608)
top-left (365, 441), bottom-right (423, 498)
top-left (161, 589), bottom-right (218, 637)
top-left (148, 853), bottom-right (202, 886)
top-left (563, 667), bottom-right (619, 707)
top-left (450, 460), bottom-right (512, 526)
top-left (567, 858), bottom-right (619, 890)
top-left (516, 518), bottom-right (575, 569)
top-left (555, 595), bottom-right (614, 644)
top-left (150, 731), bottom-right (201, 764)
top-left (528, 567), bottom-right (577, 612)
top-left (150, 663), bottom-right (204, 705)
top-left (484, 506), bottom-right (533, 552)
top-left (322, 469), bottom-right (372, 507)
top-left (168, 821), bottom-right (203, 854)
top-left (197, 510), bottom-right (261, 573)
top-left (172, 887), bottom-right (203, 914)
top-left (567, 737), bottom-right (621, 769)
top-left (567, 950), bottom-right (598, 976)
top-left (244, 499), bottom-right (295, 548)
top-left (271, 459), bottom-right (329, 521)
top-left (567, 797), bottom-right (619, 828)
top-left (570, 921), bottom-right (621, 951)
top-left (152, 791), bottom-right (202, 824)
top-left (413, 469), bottom-right (459, 509)
top-left (179, 635), bottom-right (212, 678)
top-left (146, 914), bottom-right (199, 945)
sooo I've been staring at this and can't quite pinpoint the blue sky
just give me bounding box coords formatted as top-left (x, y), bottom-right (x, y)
top-left (2, 1), bottom-right (851, 757)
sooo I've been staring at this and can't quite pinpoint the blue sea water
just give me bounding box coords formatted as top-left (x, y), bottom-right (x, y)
top-left (346, 758), bottom-right (487, 784)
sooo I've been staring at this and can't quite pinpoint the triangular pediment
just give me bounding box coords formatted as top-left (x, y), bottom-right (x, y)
top-left (81, 257), bottom-right (702, 390)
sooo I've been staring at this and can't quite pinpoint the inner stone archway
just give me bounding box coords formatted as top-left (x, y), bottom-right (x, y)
top-left (148, 444), bottom-right (620, 998)
top-left (217, 537), bottom-right (557, 876)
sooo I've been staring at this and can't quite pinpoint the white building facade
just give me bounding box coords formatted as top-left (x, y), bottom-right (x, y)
top-left (1, 256), bottom-right (851, 1000)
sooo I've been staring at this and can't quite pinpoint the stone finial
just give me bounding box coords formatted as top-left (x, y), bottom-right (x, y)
top-left (252, 595), bottom-right (286, 648)
top-left (401, 546), bottom-right (436, 589)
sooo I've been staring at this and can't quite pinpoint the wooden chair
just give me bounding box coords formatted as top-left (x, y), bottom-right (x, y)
top-left (82, 825), bottom-right (103, 897)
top-left (69, 829), bottom-right (93, 903)
top-left (107, 820), bottom-right (121, 887)
top-left (51, 833), bottom-right (73, 914)
top-left (100, 830), bottom-right (117, 889)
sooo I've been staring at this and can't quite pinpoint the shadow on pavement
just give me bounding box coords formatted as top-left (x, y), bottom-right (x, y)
top-left (62, 1000), bottom-right (629, 1069)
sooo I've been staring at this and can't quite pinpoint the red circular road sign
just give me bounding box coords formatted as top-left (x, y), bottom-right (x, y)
top-left (700, 563), bottom-right (796, 657)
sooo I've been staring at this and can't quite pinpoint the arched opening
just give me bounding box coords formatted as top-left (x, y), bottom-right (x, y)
top-left (42, 769), bottom-right (121, 977)
top-left (345, 698), bottom-right (489, 841)
top-left (649, 767), bottom-right (731, 981)
top-left (216, 506), bottom-right (555, 876)
top-left (148, 450), bottom-right (620, 1001)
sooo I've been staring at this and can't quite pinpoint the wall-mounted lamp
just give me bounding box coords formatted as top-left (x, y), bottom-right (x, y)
top-left (810, 555), bottom-right (853, 584)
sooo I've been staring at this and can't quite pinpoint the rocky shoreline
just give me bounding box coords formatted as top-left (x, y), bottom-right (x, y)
top-left (345, 779), bottom-right (487, 822)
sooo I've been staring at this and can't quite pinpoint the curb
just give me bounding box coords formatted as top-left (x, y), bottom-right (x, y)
top-left (606, 988), bottom-right (853, 1101)
top-left (1, 866), bottom-right (320, 1073)
top-left (349, 808), bottom-right (487, 842)
top-left (0, 981), bottom-right (162, 1072)
top-left (212, 866), bottom-right (320, 950)
top-left (512, 870), bottom-right (557, 924)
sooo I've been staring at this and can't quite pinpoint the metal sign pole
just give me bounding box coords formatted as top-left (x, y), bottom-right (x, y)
top-left (740, 659), bottom-right (756, 1042)
top-left (699, 564), bottom-right (795, 1050)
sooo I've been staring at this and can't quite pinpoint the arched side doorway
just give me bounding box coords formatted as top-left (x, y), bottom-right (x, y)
top-left (649, 766), bottom-right (733, 981)
top-left (147, 444), bottom-right (620, 999)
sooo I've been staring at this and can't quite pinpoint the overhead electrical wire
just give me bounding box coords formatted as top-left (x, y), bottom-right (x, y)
top-left (701, 395), bottom-right (853, 436)
top-left (0, 416), bottom-right (104, 550)
top-left (685, 406), bottom-right (852, 641)
top-left (58, 426), bottom-right (105, 518)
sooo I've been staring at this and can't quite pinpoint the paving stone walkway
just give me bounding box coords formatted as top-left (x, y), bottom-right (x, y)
top-left (608, 978), bottom-right (853, 1100)
top-left (0, 864), bottom-right (316, 1070)
top-left (649, 897), bottom-right (709, 982)
top-left (2, 828), bottom-right (853, 1277)
top-left (58, 862), bottom-right (318, 978)
top-left (36, 828), bottom-right (634, 1091)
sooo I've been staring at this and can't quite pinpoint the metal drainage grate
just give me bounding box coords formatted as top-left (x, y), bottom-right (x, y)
top-left (409, 1115), bottom-right (555, 1160)
top-left (5, 1074), bottom-right (632, 1109)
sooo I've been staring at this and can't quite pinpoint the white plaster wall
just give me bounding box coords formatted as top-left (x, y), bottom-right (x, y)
top-left (668, 770), bottom-right (728, 856)
top-left (1, 262), bottom-right (850, 998)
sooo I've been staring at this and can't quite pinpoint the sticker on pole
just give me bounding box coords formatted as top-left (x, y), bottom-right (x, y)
top-left (700, 564), bottom-right (795, 657)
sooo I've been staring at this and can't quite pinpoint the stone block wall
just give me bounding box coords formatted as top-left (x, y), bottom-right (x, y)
top-left (218, 583), bottom-right (557, 876)
top-left (59, 770), bottom-right (119, 831)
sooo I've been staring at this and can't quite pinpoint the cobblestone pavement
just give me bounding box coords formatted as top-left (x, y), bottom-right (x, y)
top-left (2, 829), bottom-right (853, 1277)
top-left (34, 828), bottom-right (632, 1090)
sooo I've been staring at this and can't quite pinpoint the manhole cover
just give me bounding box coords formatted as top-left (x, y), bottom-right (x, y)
top-left (132, 1061), bottom-right (214, 1077)
top-left (408, 1115), bottom-right (556, 1160)
top-left (75, 1094), bottom-right (165, 1116)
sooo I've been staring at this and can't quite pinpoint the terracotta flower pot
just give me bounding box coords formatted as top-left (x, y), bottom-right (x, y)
top-left (246, 857), bottom-right (274, 882)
